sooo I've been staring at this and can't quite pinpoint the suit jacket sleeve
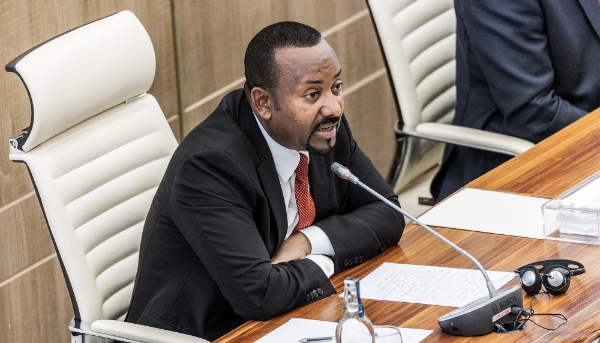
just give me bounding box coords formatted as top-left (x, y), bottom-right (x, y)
top-left (170, 149), bottom-right (336, 321)
top-left (458, 0), bottom-right (587, 142)
top-left (315, 116), bottom-right (405, 272)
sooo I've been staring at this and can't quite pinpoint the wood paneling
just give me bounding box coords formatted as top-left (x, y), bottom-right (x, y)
top-left (0, 3), bottom-right (33, 206)
top-left (173, 0), bottom-right (367, 114)
top-left (0, 0), bottom-right (179, 207)
top-left (0, 257), bottom-right (72, 343)
top-left (0, 1), bottom-right (178, 342)
top-left (182, 93), bottom-right (231, 136)
top-left (344, 74), bottom-right (397, 177)
top-left (324, 14), bottom-right (384, 87)
top-left (0, 194), bottom-right (54, 282)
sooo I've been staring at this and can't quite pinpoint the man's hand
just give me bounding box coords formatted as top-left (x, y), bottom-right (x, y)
top-left (271, 232), bottom-right (312, 264)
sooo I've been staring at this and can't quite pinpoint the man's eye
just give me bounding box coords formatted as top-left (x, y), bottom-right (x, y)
top-left (334, 83), bottom-right (343, 91)
top-left (307, 92), bottom-right (319, 99)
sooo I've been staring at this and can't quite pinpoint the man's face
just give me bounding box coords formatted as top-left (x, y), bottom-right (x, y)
top-left (262, 39), bottom-right (344, 155)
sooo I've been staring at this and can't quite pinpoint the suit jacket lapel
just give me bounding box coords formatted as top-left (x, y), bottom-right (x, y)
top-left (237, 98), bottom-right (289, 245)
top-left (308, 153), bottom-right (331, 219)
top-left (578, 0), bottom-right (600, 40)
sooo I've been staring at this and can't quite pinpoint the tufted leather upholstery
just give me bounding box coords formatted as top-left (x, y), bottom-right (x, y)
top-left (367, 0), bottom-right (533, 193)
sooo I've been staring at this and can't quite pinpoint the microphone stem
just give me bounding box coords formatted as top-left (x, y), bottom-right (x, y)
top-left (356, 180), bottom-right (498, 298)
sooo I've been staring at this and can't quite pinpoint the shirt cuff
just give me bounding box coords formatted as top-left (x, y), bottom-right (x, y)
top-left (305, 254), bottom-right (335, 278)
top-left (301, 225), bottom-right (335, 256)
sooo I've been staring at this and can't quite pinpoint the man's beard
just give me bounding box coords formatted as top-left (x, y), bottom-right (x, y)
top-left (305, 116), bottom-right (341, 155)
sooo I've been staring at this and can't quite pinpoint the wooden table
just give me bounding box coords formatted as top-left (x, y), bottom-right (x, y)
top-left (216, 108), bottom-right (600, 343)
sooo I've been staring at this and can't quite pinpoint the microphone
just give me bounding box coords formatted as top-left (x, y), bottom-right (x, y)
top-left (331, 162), bottom-right (523, 336)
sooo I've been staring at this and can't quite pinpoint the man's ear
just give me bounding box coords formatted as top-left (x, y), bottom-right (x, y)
top-left (250, 87), bottom-right (273, 121)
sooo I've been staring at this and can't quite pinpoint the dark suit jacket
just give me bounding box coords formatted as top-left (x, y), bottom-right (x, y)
top-left (432, 0), bottom-right (600, 200)
top-left (126, 89), bottom-right (405, 340)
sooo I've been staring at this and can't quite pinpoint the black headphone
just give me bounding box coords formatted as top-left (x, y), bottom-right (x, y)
top-left (515, 259), bottom-right (585, 296)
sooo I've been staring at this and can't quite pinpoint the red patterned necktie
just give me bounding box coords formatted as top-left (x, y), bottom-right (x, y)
top-left (292, 154), bottom-right (316, 234)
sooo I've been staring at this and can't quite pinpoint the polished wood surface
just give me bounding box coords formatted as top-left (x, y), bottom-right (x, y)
top-left (215, 107), bottom-right (600, 342)
top-left (217, 230), bottom-right (600, 343)
top-left (469, 107), bottom-right (600, 199)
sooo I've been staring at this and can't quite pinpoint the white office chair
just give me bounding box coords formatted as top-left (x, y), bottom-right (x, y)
top-left (6, 11), bottom-right (208, 343)
top-left (366, 0), bottom-right (534, 195)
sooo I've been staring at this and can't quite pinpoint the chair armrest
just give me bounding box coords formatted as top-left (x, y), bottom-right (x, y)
top-left (405, 122), bottom-right (534, 156)
top-left (91, 319), bottom-right (210, 343)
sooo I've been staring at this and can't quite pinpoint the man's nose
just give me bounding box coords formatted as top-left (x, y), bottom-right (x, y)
top-left (321, 92), bottom-right (342, 117)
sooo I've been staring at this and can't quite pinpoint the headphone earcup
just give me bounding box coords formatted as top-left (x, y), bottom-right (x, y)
top-left (542, 266), bottom-right (571, 296)
top-left (519, 266), bottom-right (542, 296)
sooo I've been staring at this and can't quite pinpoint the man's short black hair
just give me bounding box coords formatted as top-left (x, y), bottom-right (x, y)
top-left (244, 21), bottom-right (322, 101)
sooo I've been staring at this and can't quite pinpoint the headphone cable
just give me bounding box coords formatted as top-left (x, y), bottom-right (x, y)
top-left (522, 293), bottom-right (568, 331)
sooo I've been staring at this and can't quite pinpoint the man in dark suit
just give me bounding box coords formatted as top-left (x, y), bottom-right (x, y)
top-left (126, 22), bottom-right (405, 340)
top-left (432, 0), bottom-right (600, 201)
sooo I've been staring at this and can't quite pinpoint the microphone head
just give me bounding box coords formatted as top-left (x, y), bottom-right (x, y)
top-left (331, 162), bottom-right (348, 178)
top-left (331, 162), bottom-right (359, 184)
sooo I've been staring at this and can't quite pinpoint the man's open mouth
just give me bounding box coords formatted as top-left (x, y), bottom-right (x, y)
top-left (317, 124), bottom-right (336, 132)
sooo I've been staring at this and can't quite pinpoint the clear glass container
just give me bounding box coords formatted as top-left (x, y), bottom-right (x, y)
top-left (336, 278), bottom-right (375, 343)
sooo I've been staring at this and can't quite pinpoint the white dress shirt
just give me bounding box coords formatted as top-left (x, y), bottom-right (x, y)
top-left (254, 114), bottom-right (335, 277)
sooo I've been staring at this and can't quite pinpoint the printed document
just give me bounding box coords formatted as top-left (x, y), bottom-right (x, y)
top-left (359, 263), bottom-right (515, 307)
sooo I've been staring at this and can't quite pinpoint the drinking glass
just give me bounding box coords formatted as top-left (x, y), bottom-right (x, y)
top-left (374, 325), bottom-right (403, 343)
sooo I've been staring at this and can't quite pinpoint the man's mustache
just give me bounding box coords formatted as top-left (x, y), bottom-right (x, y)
top-left (312, 116), bottom-right (341, 132)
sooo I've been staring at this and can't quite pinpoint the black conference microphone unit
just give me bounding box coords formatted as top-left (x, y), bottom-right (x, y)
top-left (331, 162), bottom-right (523, 336)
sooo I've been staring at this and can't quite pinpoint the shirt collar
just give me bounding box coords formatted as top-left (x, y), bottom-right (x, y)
top-left (254, 113), bottom-right (309, 182)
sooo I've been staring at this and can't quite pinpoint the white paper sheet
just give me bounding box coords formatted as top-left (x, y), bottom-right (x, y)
top-left (418, 188), bottom-right (549, 238)
top-left (254, 318), bottom-right (432, 343)
top-left (359, 263), bottom-right (515, 307)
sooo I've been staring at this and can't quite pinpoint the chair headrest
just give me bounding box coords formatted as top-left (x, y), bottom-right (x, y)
top-left (6, 10), bottom-right (155, 153)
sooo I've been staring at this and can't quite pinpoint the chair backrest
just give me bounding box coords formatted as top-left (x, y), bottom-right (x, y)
top-left (367, 0), bottom-right (456, 191)
top-left (7, 11), bottom-right (178, 324)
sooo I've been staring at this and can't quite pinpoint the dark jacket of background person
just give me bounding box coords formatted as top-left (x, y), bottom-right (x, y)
top-left (432, 0), bottom-right (600, 201)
